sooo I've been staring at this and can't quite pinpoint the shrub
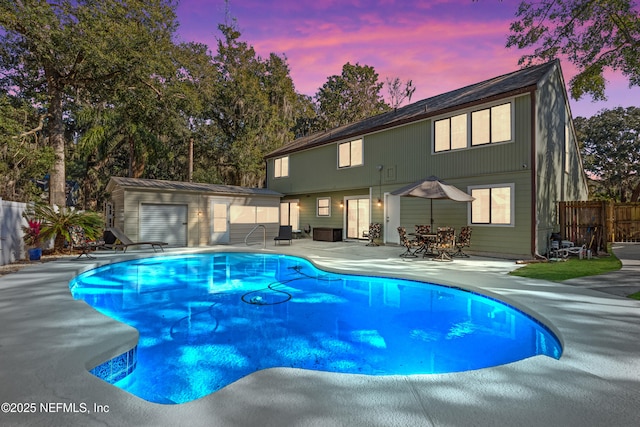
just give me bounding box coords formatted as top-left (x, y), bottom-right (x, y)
top-left (23, 203), bottom-right (104, 252)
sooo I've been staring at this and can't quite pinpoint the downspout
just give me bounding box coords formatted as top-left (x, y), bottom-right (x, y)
top-left (530, 90), bottom-right (538, 258)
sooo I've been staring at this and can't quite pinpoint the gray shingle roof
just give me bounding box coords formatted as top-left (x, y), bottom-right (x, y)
top-left (266, 59), bottom-right (559, 158)
top-left (107, 177), bottom-right (282, 197)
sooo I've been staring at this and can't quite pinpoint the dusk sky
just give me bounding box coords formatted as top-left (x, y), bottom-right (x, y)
top-left (175, 0), bottom-right (638, 118)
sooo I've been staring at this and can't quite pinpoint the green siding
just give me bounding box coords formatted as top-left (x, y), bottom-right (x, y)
top-left (268, 66), bottom-right (588, 257)
top-left (283, 188), bottom-right (374, 233)
top-left (271, 95), bottom-right (533, 195)
top-left (395, 173), bottom-right (532, 258)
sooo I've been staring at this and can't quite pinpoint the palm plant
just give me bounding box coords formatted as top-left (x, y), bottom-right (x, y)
top-left (23, 203), bottom-right (104, 252)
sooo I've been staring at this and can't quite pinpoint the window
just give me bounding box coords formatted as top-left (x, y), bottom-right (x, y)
top-left (230, 206), bottom-right (279, 224)
top-left (274, 156), bottom-right (289, 178)
top-left (434, 102), bottom-right (512, 152)
top-left (470, 184), bottom-right (513, 225)
top-left (338, 139), bottom-right (363, 168)
top-left (471, 103), bottom-right (511, 146)
top-left (317, 197), bottom-right (331, 217)
top-left (434, 114), bottom-right (466, 152)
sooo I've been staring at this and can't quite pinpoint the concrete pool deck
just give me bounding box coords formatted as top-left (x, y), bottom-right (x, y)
top-left (1, 241), bottom-right (639, 426)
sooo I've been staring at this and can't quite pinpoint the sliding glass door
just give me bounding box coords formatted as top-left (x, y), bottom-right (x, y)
top-left (346, 197), bottom-right (369, 240)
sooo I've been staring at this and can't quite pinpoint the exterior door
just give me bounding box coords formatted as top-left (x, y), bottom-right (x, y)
top-left (140, 203), bottom-right (188, 246)
top-left (210, 200), bottom-right (230, 244)
top-left (345, 196), bottom-right (370, 240)
top-left (385, 193), bottom-right (401, 244)
top-left (280, 200), bottom-right (299, 230)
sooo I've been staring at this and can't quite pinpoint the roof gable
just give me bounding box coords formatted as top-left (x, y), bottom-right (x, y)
top-left (267, 60), bottom-right (560, 158)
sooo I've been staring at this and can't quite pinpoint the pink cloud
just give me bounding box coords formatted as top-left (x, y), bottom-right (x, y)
top-left (176, 0), bottom-right (637, 116)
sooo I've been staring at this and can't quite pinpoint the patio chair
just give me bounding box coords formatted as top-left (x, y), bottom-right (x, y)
top-left (549, 238), bottom-right (585, 259)
top-left (452, 226), bottom-right (472, 258)
top-left (68, 225), bottom-right (103, 259)
top-left (432, 227), bottom-right (455, 262)
top-left (414, 224), bottom-right (432, 254)
top-left (274, 225), bottom-right (293, 245)
top-left (365, 223), bottom-right (381, 246)
top-left (397, 226), bottom-right (420, 258)
top-left (107, 226), bottom-right (168, 253)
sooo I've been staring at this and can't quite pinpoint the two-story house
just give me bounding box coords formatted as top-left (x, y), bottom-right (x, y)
top-left (265, 59), bottom-right (588, 259)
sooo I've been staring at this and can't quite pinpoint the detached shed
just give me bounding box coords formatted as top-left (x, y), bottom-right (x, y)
top-left (105, 177), bottom-right (283, 247)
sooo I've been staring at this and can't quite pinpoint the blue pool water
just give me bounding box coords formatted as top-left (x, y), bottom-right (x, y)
top-left (69, 253), bottom-right (561, 404)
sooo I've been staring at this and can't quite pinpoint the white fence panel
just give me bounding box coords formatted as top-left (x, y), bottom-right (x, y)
top-left (0, 198), bottom-right (28, 266)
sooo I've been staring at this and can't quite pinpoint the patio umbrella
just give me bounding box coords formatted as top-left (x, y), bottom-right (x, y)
top-left (391, 176), bottom-right (474, 229)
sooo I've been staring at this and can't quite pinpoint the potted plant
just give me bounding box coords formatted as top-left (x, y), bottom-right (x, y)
top-left (22, 217), bottom-right (43, 261)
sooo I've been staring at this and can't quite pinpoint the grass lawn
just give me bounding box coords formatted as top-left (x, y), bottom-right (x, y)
top-left (629, 292), bottom-right (640, 300)
top-left (509, 250), bottom-right (622, 282)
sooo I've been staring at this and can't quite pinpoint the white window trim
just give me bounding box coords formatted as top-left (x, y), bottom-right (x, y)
top-left (337, 138), bottom-right (364, 169)
top-left (274, 155), bottom-right (289, 178)
top-left (432, 98), bottom-right (516, 154)
top-left (467, 183), bottom-right (515, 227)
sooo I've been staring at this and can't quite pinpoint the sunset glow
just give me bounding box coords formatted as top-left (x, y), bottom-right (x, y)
top-left (175, 0), bottom-right (638, 118)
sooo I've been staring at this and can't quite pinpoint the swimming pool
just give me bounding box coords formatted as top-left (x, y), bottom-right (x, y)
top-left (70, 252), bottom-right (562, 404)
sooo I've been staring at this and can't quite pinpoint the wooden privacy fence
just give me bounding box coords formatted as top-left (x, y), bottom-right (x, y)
top-left (558, 201), bottom-right (640, 252)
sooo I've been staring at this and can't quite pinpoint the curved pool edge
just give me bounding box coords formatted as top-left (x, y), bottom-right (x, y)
top-left (69, 248), bottom-right (564, 400)
top-left (248, 247), bottom-right (567, 351)
top-left (81, 245), bottom-right (565, 348)
top-left (3, 244), bottom-right (640, 426)
top-left (69, 247), bottom-right (565, 373)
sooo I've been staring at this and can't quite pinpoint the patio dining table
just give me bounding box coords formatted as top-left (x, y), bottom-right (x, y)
top-left (411, 233), bottom-right (438, 257)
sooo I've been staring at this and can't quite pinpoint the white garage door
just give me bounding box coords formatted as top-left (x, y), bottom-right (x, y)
top-left (140, 203), bottom-right (188, 247)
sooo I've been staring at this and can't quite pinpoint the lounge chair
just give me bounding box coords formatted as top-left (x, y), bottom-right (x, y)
top-left (274, 225), bottom-right (293, 245)
top-left (106, 227), bottom-right (168, 253)
top-left (68, 225), bottom-right (104, 259)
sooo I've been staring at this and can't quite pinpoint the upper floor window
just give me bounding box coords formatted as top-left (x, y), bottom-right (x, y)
top-left (317, 197), bottom-right (331, 216)
top-left (274, 156), bottom-right (289, 178)
top-left (435, 113), bottom-right (467, 152)
top-left (469, 184), bottom-right (514, 226)
top-left (471, 103), bottom-right (511, 146)
top-left (434, 102), bottom-right (512, 152)
top-left (338, 139), bottom-right (363, 168)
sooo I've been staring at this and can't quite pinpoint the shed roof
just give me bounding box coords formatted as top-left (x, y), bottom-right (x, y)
top-left (107, 177), bottom-right (283, 197)
top-left (266, 59), bottom-right (559, 158)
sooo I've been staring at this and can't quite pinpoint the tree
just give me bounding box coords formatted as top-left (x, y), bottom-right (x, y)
top-left (315, 62), bottom-right (390, 130)
top-left (385, 77), bottom-right (416, 109)
top-left (0, 0), bottom-right (179, 207)
top-left (69, 40), bottom-right (213, 208)
top-left (575, 107), bottom-right (640, 201)
top-left (0, 94), bottom-right (55, 201)
top-left (506, 0), bottom-right (640, 100)
top-left (208, 23), bottom-right (300, 187)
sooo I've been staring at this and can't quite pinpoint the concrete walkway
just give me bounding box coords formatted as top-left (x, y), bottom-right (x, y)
top-left (1, 242), bottom-right (639, 426)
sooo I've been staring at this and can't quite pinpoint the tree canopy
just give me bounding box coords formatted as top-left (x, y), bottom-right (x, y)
top-left (507, 0), bottom-right (640, 101)
top-left (0, 0), bottom-right (179, 207)
top-left (314, 62), bottom-right (390, 130)
top-left (1, 4), bottom-right (409, 208)
top-left (575, 107), bottom-right (640, 201)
